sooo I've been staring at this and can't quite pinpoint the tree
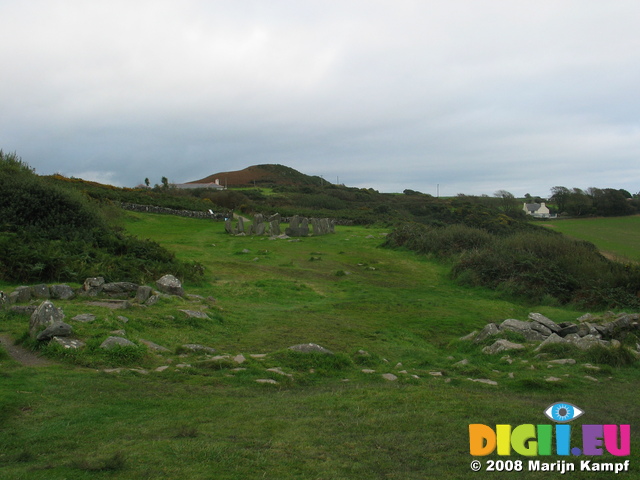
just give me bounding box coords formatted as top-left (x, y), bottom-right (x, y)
top-left (493, 190), bottom-right (520, 217)
top-left (589, 188), bottom-right (633, 216)
top-left (161, 176), bottom-right (169, 189)
top-left (550, 186), bottom-right (570, 213)
top-left (144, 177), bottom-right (150, 187)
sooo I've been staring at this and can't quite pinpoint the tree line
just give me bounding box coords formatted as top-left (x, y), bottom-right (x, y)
top-left (549, 186), bottom-right (639, 217)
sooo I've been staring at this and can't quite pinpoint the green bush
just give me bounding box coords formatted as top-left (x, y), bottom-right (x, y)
top-left (0, 152), bottom-right (203, 284)
top-left (384, 218), bottom-right (640, 309)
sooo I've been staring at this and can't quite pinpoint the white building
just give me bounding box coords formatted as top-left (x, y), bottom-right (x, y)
top-left (173, 178), bottom-right (225, 190)
top-left (523, 202), bottom-right (551, 218)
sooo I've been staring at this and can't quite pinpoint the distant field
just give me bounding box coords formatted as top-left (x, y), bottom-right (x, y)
top-left (538, 215), bottom-right (640, 262)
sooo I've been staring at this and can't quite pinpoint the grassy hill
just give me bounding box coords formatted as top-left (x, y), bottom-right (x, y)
top-left (190, 164), bottom-right (325, 187)
top-left (1, 153), bottom-right (639, 478)
top-left (1, 212), bottom-right (638, 479)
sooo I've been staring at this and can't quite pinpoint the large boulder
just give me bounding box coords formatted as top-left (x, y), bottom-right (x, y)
top-left (528, 313), bottom-right (561, 333)
top-left (32, 284), bottom-right (50, 299)
top-left (29, 300), bottom-right (65, 339)
top-left (82, 277), bottom-right (105, 297)
top-left (499, 319), bottom-right (546, 341)
top-left (36, 322), bottom-right (73, 341)
top-left (156, 275), bottom-right (184, 297)
top-left (9, 286), bottom-right (32, 304)
top-left (50, 284), bottom-right (76, 300)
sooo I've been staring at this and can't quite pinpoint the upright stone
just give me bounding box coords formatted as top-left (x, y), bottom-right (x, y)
top-left (285, 215), bottom-right (310, 237)
top-left (269, 220), bottom-right (281, 236)
top-left (320, 218), bottom-right (332, 234)
top-left (253, 214), bottom-right (266, 235)
top-left (29, 300), bottom-right (65, 339)
top-left (83, 277), bottom-right (105, 297)
top-left (156, 275), bottom-right (184, 297)
top-left (135, 286), bottom-right (153, 303)
top-left (236, 217), bottom-right (244, 234)
top-left (224, 218), bottom-right (233, 234)
top-left (311, 218), bottom-right (321, 235)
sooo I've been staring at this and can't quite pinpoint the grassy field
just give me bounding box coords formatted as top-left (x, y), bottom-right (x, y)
top-left (0, 212), bottom-right (638, 479)
top-left (538, 215), bottom-right (640, 263)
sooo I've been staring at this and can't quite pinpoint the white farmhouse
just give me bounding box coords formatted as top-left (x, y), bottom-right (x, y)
top-left (523, 202), bottom-right (551, 218)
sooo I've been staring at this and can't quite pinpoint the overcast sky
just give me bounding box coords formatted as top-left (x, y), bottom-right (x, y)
top-left (1, 1), bottom-right (639, 197)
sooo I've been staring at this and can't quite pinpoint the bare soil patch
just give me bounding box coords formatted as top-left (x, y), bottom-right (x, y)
top-left (0, 334), bottom-right (52, 366)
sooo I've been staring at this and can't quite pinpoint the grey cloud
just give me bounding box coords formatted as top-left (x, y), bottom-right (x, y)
top-left (1, 1), bottom-right (639, 197)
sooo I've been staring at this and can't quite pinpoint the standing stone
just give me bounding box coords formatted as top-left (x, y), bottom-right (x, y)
top-left (285, 215), bottom-right (310, 237)
top-left (311, 218), bottom-right (321, 235)
top-left (83, 277), bottom-right (105, 296)
top-left (29, 300), bottom-right (65, 339)
top-left (224, 218), bottom-right (233, 234)
top-left (135, 286), bottom-right (153, 303)
top-left (269, 220), bottom-right (281, 236)
top-left (236, 217), bottom-right (244, 234)
top-left (156, 275), bottom-right (184, 297)
top-left (253, 214), bottom-right (266, 235)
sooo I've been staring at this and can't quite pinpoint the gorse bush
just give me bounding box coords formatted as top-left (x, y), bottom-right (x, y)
top-left (384, 220), bottom-right (640, 309)
top-left (382, 222), bottom-right (493, 256)
top-left (0, 151), bottom-right (203, 284)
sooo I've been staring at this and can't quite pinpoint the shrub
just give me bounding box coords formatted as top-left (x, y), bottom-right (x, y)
top-left (0, 152), bottom-right (203, 284)
top-left (385, 219), bottom-right (640, 309)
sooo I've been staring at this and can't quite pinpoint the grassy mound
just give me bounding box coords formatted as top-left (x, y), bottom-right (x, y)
top-left (0, 151), bottom-right (202, 283)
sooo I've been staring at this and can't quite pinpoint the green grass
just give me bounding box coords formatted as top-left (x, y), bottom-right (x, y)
top-left (539, 215), bottom-right (640, 262)
top-left (1, 212), bottom-right (638, 479)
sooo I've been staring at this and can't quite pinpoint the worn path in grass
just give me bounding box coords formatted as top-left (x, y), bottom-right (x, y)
top-left (0, 334), bottom-right (52, 366)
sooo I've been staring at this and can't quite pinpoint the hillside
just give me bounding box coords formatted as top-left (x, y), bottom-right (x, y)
top-left (189, 164), bottom-right (325, 187)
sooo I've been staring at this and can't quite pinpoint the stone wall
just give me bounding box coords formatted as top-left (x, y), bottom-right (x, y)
top-left (118, 202), bottom-right (227, 220)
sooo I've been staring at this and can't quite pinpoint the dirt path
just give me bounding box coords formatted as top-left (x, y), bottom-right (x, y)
top-left (0, 334), bottom-right (53, 366)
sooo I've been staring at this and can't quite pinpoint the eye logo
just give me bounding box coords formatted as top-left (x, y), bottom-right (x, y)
top-left (544, 402), bottom-right (584, 423)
